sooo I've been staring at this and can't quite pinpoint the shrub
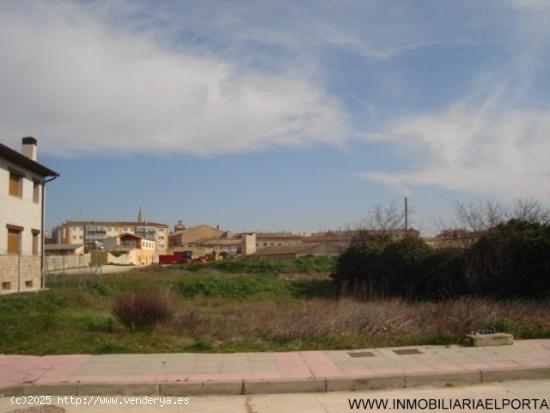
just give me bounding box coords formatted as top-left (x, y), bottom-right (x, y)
top-left (332, 242), bottom-right (384, 298)
top-left (112, 290), bottom-right (172, 329)
top-left (333, 237), bottom-right (465, 300)
top-left (334, 219), bottom-right (550, 300)
top-left (412, 248), bottom-right (466, 300)
top-left (464, 219), bottom-right (550, 298)
top-left (377, 238), bottom-right (432, 298)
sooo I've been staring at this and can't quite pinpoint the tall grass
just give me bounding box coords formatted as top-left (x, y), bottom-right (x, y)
top-left (2, 267), bottom-right (549, 354)
top-left (172, 274), bottom-right (280, 298)
top-left (184, 256), bottom-right (335, 274)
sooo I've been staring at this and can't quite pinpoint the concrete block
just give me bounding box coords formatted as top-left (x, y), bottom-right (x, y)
top-left (22, 383), bottom-right (79, 395)
top-left (406, 371), bottom-right (481, 388)
top-left (77, 383), bottom-right (159, 395)
top-left (466, 333), bottom-right (514, 347)
top-left (481, 367), bottom-right (550, 383)
top-left (326, 375), bottom-right (405, 392)
top-left (160, 381), bottom-right (243, 396)
top-left (244, 378), bottom-right (325, 394)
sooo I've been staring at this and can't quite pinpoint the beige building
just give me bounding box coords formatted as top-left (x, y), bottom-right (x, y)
top-left (53, 212), bottom-right (168, 259)
top-left (241, 233), bottom-right (257, 256)
top-left (253, 242), bottom-right (348, 259)
top-left (169, 224), bottom-right (306, 258)
top-left (44, 244), bottom-right (85, 256)
top-left (168, 223), bottom-right (227, 248)
top-left (0, 137), bottom-right (59, 295)
top-left (256, 232), bottom-right (303, 248)
top-left (188, 238), bottom-right (241, 256)
top-left (103, 233), bottom-right (156, 266)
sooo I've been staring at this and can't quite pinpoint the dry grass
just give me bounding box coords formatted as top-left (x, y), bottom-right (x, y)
top-left (4, 268), bottom-right (550, 354)
top-left (168, 297), bottom-right (550, 350)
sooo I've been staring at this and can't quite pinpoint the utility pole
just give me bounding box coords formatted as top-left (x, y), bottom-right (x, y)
top-left (404, 197), bottom-right (408, 231)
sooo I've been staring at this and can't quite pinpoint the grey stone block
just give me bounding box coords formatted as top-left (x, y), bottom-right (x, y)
top-left (406, 371), bottom-right (482, 388)
top-left (244, 378), bottom-right (325, 394)
top-left (77, 383), bottom-right (159, 395)
top-left (481, 367), bottom-right (550, 383)
top-left (466, 333), bottom-right (514, 347)
top-left (160, 381), bottom-right (243, 396)
top-left (326, 375), bottom-right (405, 392)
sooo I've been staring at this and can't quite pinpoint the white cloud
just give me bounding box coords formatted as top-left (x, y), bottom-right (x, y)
top-left (357, 0), bottom-right (550, 201)
top-left (362, 94), bottom-right (550, 200)
top-left (0, 3), bottom-right (351, 156)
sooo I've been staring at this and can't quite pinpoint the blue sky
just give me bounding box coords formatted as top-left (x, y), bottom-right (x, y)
top-left (1, 0), bottom-right (549, 233)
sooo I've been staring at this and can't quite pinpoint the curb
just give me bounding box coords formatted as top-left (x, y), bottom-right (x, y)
top-left (1, 367), bottom-right (550, 397)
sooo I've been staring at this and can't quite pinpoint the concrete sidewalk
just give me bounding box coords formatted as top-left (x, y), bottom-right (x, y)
top-left (1, 339), bottom-right (550, 396)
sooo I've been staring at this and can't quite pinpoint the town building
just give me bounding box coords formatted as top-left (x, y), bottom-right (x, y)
top-left (168, 223), bottom-right (228, 249)
top-left (52, 209), bottom-right (168, 259)
top-left (168, 221), bottom-right (304, 256)
top-left (252, 242), bottom-right (347, 259)
top-left (424, 229), bottom-right (485, 249)
top-left (256, 232), bottom-right (303, 248)
top-left (0, 137), bottom-right (59, 295)
top-left (103, 233), bottom-right (156, 266)
top-left (44, 244), bottom-right (85, 256)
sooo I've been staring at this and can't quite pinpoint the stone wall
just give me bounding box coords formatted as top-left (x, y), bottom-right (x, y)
top-left (0, 255), bottom-right (41, 295)
top-left (107, 252), bottom-right (132, 265)
top-left (45, 253), bottom-right (91, 272)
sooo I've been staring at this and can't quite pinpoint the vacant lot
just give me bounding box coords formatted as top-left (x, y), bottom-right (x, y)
top-left (2, 258), bottom-right (550, 355)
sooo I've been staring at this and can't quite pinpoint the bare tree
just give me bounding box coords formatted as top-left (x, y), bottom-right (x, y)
top-left (510, 199), bottom-right (550, 225)
top-left (363, 202), bottom-right (405, 233)
top-left (453, 201), bottom-right (506, 232)
top-left (453, 199), bottom-right (550, 232)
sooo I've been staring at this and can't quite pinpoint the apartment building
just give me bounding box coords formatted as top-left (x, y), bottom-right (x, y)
top-left (0, 137), bottom-right (59, 295)
top-left (53, 212), bottom-right (168, 259)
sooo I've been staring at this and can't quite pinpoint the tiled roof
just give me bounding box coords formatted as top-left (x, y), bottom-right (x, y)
top-left (253, 242), bottom-right (347, 257)
top-left (44, 244), bottom-right (83, 250)
top-left (256, 232), bottom-right (303, 240)
top-left (0, 142), bottom-right (59, 177)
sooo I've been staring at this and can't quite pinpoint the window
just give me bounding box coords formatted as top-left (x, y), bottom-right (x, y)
top-left (32, 230), bottom-right (40, 256)
top-left (7, 225), bottom-right (22, 254)
top-left (9, 172), bottom-right (23, 197)
top-left (1, 282), bottom-right (11, 290)
top-left (25, 280), bottom-right (33, 288)
top-left (33, 181), bottom-right (40, 203)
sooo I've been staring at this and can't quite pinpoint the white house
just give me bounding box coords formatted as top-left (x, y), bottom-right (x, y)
top-left (0, 137), bottom-right (59, 294)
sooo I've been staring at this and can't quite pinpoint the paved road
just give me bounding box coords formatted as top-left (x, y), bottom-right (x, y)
top-left (2, 379), bottom-right (549, 412)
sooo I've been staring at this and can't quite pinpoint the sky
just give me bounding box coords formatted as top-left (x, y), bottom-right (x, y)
top-left (1, 0), bottom-right (550, 234)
